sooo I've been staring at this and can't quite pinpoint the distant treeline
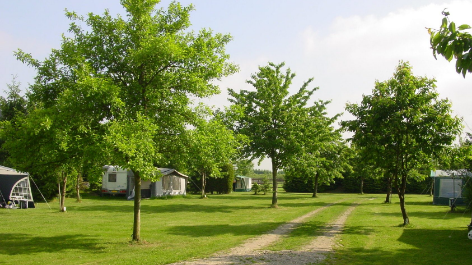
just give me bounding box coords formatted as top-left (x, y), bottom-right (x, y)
top-left (253, 169), bottom-right (284, 175)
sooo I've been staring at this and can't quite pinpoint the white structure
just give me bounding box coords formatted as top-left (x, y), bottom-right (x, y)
top-left (101, 166), bottom-right (130, 195)
top-left (102, 166), bottom-right (188, 198)
top-left (234, 175), bottom-right (252, 192)
top-left (0, 166), bottom-right (35, 208)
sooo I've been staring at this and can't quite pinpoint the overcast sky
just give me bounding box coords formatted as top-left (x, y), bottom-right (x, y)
top-left (1, 0), bottom-right (472, 170)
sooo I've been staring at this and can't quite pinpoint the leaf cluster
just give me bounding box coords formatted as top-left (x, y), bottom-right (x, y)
top-left (428, 9), bottom-right (472, 77)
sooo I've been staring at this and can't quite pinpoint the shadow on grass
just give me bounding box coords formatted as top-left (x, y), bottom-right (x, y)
top-left (333, 229), bottom-right (472, 265)
top-left (375, 209), bottom-right (469, 220)
top-left (0, 233), bottom-right (105, 255)
top-left (165, 221), bottom-right (287, 237)
top-left (66, 200), bottom-right (333, 213)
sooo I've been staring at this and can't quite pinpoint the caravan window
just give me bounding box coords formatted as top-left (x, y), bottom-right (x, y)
top-left (162, 175), bottom-right (171, 190)
top-left (172, 176), bottom-right (181, 190)
top-left (108, 173), bottom-right (117, 182)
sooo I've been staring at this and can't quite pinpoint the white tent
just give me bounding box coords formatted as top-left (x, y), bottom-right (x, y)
top-left (0, 166), bottom-right (35, 208)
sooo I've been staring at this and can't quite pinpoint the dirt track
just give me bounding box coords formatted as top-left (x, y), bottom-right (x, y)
top-left (170, 202), bottom-right (359, 265)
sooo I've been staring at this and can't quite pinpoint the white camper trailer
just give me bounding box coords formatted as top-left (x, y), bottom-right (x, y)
top-left (101, 166), bottom-right (131, 195)
top-left (102, 166), bottom-right (188, 198)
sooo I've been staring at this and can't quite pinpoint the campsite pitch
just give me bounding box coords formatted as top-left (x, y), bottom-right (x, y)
top-left (0, 193), bottom-right (471, 264)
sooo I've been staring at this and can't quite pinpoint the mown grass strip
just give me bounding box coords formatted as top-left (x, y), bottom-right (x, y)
top-left (1, 193), bottom-right (471, 265)
top-left (326, 194), bottom-right (472, 265)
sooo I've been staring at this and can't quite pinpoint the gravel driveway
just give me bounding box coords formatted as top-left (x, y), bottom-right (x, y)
top-left (170, 201), bottom-right (359, 265)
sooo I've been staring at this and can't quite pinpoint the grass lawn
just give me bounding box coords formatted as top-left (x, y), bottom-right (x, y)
top-left (1, 192), bottom-right (471, 264)
top-left (325, 194), bottom-right (472, 265)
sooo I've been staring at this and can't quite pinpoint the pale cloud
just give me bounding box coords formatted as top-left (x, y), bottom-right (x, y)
top-left (298, 1), bottom-right (472, 128)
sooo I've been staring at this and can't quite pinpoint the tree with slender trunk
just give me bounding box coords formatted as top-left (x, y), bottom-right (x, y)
top-left (228, 62), bottom-right (319, 207)
top-left (344, 61), bottom-right (461, 225)
top-left (12, 0), bottom-right (236, 241)
top-left (186, 112), bottom-right (243, 199)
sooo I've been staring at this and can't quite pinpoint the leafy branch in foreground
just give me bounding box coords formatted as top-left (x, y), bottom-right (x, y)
top-left (428, 9), bottom-right (472, 77)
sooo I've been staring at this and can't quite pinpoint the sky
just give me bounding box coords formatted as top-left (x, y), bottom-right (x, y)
top-left (1, 0), bottom-right (472, 170)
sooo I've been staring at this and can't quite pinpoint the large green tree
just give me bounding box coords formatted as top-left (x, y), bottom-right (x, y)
top-left (428, 9), bottom-right (472, 77)
top-left (228, 62), bottom-right (319, 207)
top-left (344, 62), bottom-right (461, 225)
top-left (13, 0), bottom-right (236, 241)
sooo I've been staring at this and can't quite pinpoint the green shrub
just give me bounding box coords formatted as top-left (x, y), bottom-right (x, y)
top-left (261, 176), bottom-right (271, 195)
top-left (251, 183), bottom-right (260, 195)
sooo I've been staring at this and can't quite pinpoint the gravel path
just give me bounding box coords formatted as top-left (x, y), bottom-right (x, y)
top-left (170, 202), bottom-right (359, 265)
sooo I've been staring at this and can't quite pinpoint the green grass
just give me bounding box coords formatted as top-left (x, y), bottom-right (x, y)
top-left (325, 195), bottom-right (472, 265)
top-left (1, 192), bottom-right (471, 265)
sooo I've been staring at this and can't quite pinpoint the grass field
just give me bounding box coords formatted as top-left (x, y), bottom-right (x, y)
top-left (1, 192), bottom-right (471, 264)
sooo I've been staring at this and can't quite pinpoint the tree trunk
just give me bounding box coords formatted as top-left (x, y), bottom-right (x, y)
top-left (397, 174), bottom-right (409, 225)
top-left (201, 172), bottom-right (207, 198)
top-left (60, 171), bottom-right (67, 212)
top-left (360, 176), bottom-right (364, 195)
top-left (271, 160), bottom-right (278, 208)
top-left (58, 180), bottom-right (62, 211)
top-left (132, 171), bottom-right (142, 242)
top-left (312, 172), bottom-right (319, 198)
top-left (76, 172), bottom-right (81, 203)
top-left (385, 175), bottom-right (392, 203)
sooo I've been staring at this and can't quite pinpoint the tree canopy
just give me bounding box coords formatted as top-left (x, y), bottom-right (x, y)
top-left (343, 61), bottom-right (462, 225)
top-left (185, 109), bottom-right (244, 198)
top-left (10, 0), bottom-right (237, 241)
top-left (228, 62), bottom-right (327, 207)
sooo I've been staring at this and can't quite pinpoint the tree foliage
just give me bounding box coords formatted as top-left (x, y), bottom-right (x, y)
top-left (428, 9), bottom-right (472, 77)
top-left (11, 0), bottom-right (236, 241)
top-left (0, 77), bottom-right (28, 166)
top-left (284, 102), bottom-right (349, 198)
top-left (185, 111), bottom-right (243, 198)
top-left (343, 61), bottom-right (462, 225)
top-left (228, 62), bottom-right (319, 207)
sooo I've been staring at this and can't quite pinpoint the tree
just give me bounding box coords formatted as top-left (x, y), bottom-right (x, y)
top-left (344, 61), bottom-right (461, 225)
top-left (14, 0), bottom-right (236, 241)
top-left (228, 62), bottom-right (319, 207)
top-left (234, 159), bottom-right (254, 177)
top-left (348, 144), bottom-right (391, 200)
top-left (428, 9), bottom-right (472, 77)
top-left (0, 77), bottom-right (28, 166)
top-left (0, 77), bottom-right (27, 122)
top-left (261, 175), bottom-right (271, 195)
top-left (185, 113), bottom-right (242, 198)
top-left (251, 182), bottom-right (261, 195)
top-left (284, 102), bottom-right (349, 198)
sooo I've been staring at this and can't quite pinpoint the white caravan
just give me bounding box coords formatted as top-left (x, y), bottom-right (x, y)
top-left (101, 166), bottom-right (188, 198)
top-left (101, 165), bottom-right (131, 195)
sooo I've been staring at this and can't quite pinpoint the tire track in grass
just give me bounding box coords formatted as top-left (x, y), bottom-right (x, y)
top-left (237, 202), bottom-right (360, 265)
top-left (169, 201), bottom-right (343, 265)
top-left (298, 202), bottom-right (359, 259)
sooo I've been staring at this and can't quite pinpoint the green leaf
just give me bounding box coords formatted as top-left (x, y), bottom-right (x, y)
top-left (445, 46), bottom-right (454, 61)
top-left (432, 32), bottom-right (442, 47)
top-left (458, 24), bottom-right (471, 30)
top-left (441, 17), bottom-right (448, 29)
top-left (449, 22), bottom-right (456, 33)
